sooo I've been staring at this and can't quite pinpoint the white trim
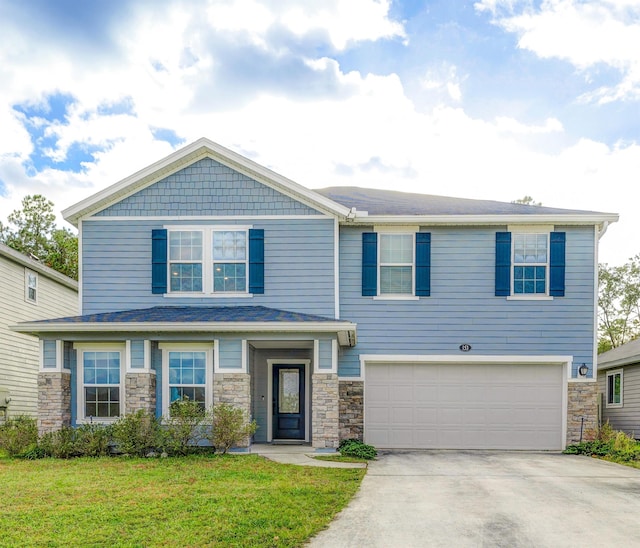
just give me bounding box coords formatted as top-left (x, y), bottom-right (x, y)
top-left (163, 292), bottom-right (254, 299)
top-left (334, 217), bottom-right (340, 319)
top-left (359, 353), bottom-right (570, 450)
top-left (354, 213), bottom-right (619, 226)
top-left (373, 224), bottom-right (420, 233)
top-left (56, 340), bottom-right (65, 371)
top-left (125, 340), bottom-right (132, 372)
top-left (159, 342), bottom-right (214, 416)
top-left (605, 369), bottom-right (623, 408)
top-left (87, 215), bottom-right (329, 222)
top-left (78, 218), bottom-right (83, 312)
top-left (332, 339), bottom-right (338, 373)
top-left (593, 225), bottom-right (599, 378)
top-left (507, 224), bottom-right (554, 233)
top-left (267, 359), bottom-right (311, 443)
top-left (373, 295), bottom-right (420, 301)
top-left (144, 340), bottom-right (152, 372)
top-left (511, 231), bottom-right (550, 297)
top-left (313, 340), bottom-right (320, 373)
top-left (24, 268), bottom-right (38, 304)
top-left (214, 339), bottom-right (220, 373)
top-left (506, 296), bottom-right (554, 301)
top-left (377, 231), bottom-right (415, 297)
top-left (242, 340), bottom-right (248, 374)
top-left (74, 343), bottom-right (126, 424)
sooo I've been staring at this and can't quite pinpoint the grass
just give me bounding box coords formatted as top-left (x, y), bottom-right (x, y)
top-left (313, 454), bottom-right (370, 464)
top-left (0, 454), bottom-right (365, 547)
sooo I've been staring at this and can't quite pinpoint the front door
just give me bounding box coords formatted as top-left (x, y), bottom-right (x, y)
top-left (273, 364), bottom-right (305, 440)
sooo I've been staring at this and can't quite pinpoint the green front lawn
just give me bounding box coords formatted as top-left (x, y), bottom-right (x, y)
top-left (0, 455), bottom-right (365, 547)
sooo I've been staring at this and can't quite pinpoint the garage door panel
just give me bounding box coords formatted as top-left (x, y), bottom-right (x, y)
top-left (365, 362), bottom-right (564, 450)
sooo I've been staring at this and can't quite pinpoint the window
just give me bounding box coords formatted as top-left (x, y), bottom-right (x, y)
top-left (76, 346), bottom-right (124, 421)
top-left (168, 351), bottom-right (207, 408)
top-left (213, 230), bottom-right (247, 292)
top-left (513, 233), bottom-right (548, 295)
top-left (606, 370), bottom-right (623, 408)
top-left (25, 269), bottom-right (37, 303)
top-left (379, 233), bottom-right (413, 295)
top-left (160, 343), bottom-right (213, 416)
top-left (169, 230), bottom-right (203, 292)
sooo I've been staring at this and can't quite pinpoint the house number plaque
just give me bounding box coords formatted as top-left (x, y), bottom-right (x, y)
top-left (459, 344), bottom-right (472, 352)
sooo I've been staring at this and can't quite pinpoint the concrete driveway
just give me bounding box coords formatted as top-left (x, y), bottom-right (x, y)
top-left (309, 451), bottom-right (640, 548)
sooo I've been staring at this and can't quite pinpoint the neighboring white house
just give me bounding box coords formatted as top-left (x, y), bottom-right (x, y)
top-left (0, 243), bottom-right (78, 419)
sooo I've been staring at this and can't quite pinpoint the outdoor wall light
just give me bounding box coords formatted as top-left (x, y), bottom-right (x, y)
top-left (578, 363), bottom-right (589, 377)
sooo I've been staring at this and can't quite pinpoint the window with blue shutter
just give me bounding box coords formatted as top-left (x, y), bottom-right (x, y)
top-left (415, 232), bottom-right (431, 296)
top-left (549, 231), bottom-right (566, 296)
top-left (495, 232), bottom-right (511, 296)
top-left (249, 229), bottom-right (265, 294)
top-left (152, 229), bottom-right (168, 294)
top-left (362, 232), bottom-right (377, 296)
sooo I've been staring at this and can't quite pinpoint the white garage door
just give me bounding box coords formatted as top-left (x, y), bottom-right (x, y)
top-left (365, 362), bottom-right (564, 450)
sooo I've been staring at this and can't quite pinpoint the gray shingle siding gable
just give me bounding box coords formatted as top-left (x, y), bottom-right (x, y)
top-left (96, 158), bottom-right (322, 217)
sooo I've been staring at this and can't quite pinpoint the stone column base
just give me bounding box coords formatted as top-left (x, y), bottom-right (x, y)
top-left (339, 380), bottom-right (364, 441)
top-left (125, 372), bottom-right (156, 415)
top-left (38, 371), bottom-right (71, 435)
top-left (567, 382), bottom-right (598, 445)
top-left (213, 373), bottom-right (251, 447)
top-left (312, 373), bottom-right (339, 448)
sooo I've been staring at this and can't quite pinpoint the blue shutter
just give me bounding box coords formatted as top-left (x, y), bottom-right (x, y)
top-left (549, 231), bottom-right (566, 297)
top-left (362, 232), bottom-right (377, 296)
top-left (249, 229), bottom-right (265, 294)
top-left (151, 229), bottom-right (167, 294)
top-left (415, 232), bottom-right (431, 297)
top-left (495, 232), bottom-right (511, 296)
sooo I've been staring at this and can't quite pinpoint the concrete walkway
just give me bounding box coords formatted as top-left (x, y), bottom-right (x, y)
top-left (250, 444), bottom-right (367, 469)
top-left (309, 450), bottom-right (640, 547)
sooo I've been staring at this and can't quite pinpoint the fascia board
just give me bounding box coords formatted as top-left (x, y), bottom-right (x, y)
top-left (597, 358), bottom-right (640, 371)
top-left (349, 213), bottom-right (620, 226)
top-left (63, 138), bottom-right (350, 226)
top-left (11, 320), bottom-right (357, 334)
top-left (0, 244), bottom-right (78, 290)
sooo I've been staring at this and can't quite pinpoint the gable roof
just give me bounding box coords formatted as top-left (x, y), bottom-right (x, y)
top-left (315, 186), bottom-right (618, 227)
top-left (62, 138), bottom-right (351, 226)
top-left (0, 243), bottom-right (78, 291)
top-left (598, 338), bottom-right (640, 371)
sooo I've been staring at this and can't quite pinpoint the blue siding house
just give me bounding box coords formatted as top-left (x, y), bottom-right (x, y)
top-left (15, 138), bottom-right (618, 450)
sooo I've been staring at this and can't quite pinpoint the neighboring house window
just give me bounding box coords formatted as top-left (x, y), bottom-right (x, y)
top-left (152, 228), bottom-right (264, 296)
top-left (362, 231), bottom-right (431, 298)
top-left (513, 233), bottom-right (547, 295)
top-left (160, 343), bottom-right (213, 416)
top-left (25, 269), bottom-right (38, 303)
top-left (495, 231), bottom-right (565, 297)
top-left (606, 370), bottom-right (623, 408)
top-left (76, 345), bottom-right (124, 421)
top-left (379, 233), bottom-right (413, 295)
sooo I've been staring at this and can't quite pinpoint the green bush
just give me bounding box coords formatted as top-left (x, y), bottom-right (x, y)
top-left (39, 426), bottom-right (81, 458)
top-left (338, 438), bottom-right (377, 460)
top-left (164, 398), bottom-right (208, 455)
top-left (564, 423), bottom-right (640, 461)
top-left (75, 424), bottom-right (113, 457)
top-left (209, 403), bottom-right (257, 454)
top-left (112, 410), bottom-right (163, 457)
top-left (0, 416), bottom-right (38, 457)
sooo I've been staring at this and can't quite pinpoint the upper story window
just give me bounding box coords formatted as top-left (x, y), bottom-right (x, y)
top-left (25, 269), bottom-right (38, 303)
top-left (213, 230), bottom-right (247, 292)
top-left (169, 231), bottom-right (203, 292)
top-left (606, 369), bottom-right (623, 408)
top-left (362, 230), bottom-right (430, 299)
top-left (513, 233), bottom-right (548, 295)
top-left (379, 233), bottom-right (414, 295)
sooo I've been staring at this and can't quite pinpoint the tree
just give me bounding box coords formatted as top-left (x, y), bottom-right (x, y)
top-left (0, 195), bottom-right (78, 280)
top-left (598, 256), bottom-right (640, 353)
top-left (512, 196), bottom-right (542, 206)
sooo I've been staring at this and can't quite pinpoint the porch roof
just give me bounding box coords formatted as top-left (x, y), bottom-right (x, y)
top-left (11, 305), bottom-right (357, 346)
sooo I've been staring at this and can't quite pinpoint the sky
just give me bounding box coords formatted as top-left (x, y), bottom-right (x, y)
top-left (0, 0), bottom-right (638, 266)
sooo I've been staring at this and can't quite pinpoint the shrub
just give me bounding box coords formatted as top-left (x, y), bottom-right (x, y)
top-left (0, 415), bottom-right (38, 457)
top-left (209, 403), bottom-right (257, 454)
top-left (39, 426), bottom-right (81, 459)
top-left (112, 410), bottom-right (163, 457)
top-left (338, 438), bottom-right (377, 460)
top-left (564, 423), bottom-right (640, 462)
top-left (164, 398), bottom-right (208, 455)
top-left (75, 424), bottom-right (113, 457)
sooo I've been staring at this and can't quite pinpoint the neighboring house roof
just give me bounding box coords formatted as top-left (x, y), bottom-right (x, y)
top-left (0, 242), bottom-right (78, 291)
top-left (62, 137), bottom-right (618, 229)
top-left (12, 305), bottom-right (357, 346)
top-left (598, 338), bottom-right (640, 371)
top-left (315, 186), bottom-right (618, 227)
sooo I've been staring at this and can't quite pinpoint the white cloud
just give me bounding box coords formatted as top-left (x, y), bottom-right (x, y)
top-left (475, 0), bottom-right (640, 103)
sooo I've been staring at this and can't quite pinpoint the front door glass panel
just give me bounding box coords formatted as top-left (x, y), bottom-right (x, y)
top-left (279, 369), bottom-right (300, 413)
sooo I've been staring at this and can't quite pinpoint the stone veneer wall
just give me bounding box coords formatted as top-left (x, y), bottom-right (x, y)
top-left (339, 380), bottom-right (364, 441)
top-left (125, 373), bottom-right (156, 415)
top-left (213, 373), bottom-right (252, 447)
top-left (567, 382), bottom-right (598, 445)
top-left (312, 373), bottom-right (339, 448)
top-left (38, 372), bottom-right (71, 434)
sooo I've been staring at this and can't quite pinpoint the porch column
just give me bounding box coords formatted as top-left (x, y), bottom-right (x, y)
top-left (312, 372), bottom-right (339, 448)
top-left (38, 371), bottom-right (71, 434)
top-left (213, 373), bottom-right (252, 447)
top-left (567, 382), bottom-right (598, 445)
top-left (125, 373), bottom-right (156, 415)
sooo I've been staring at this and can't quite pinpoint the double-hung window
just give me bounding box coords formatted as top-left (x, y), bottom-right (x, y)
top-left (513, 233), bottom-right (548, 295)
top-left (379, 233), bottom-right (414, 295)
top-left (25, 269), bottom-right (38, 303)
top-left (76, 344), bottom-right (124, 421)
top-left (213, 230), bottom-right (247, 292)
top-left (606, 369), bottom-right (623, 408)
top-left (169, 230), bottom-right (204, 292)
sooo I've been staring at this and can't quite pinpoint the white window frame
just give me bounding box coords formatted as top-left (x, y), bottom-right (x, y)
top-left (75, 343), bottom-right (126, 424)
top-left (377, 231), bottom-right (415, 298)
top-left (507, 225), bottom-right (554, 300)
top-left (25, 269), bottom-right (38, 304)
top-left (159, 343), bottom-right (214, 417)
top-left (606, 369), bottom-right (623, 408)
top-left (166, 226), bottom-right (251, 297)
